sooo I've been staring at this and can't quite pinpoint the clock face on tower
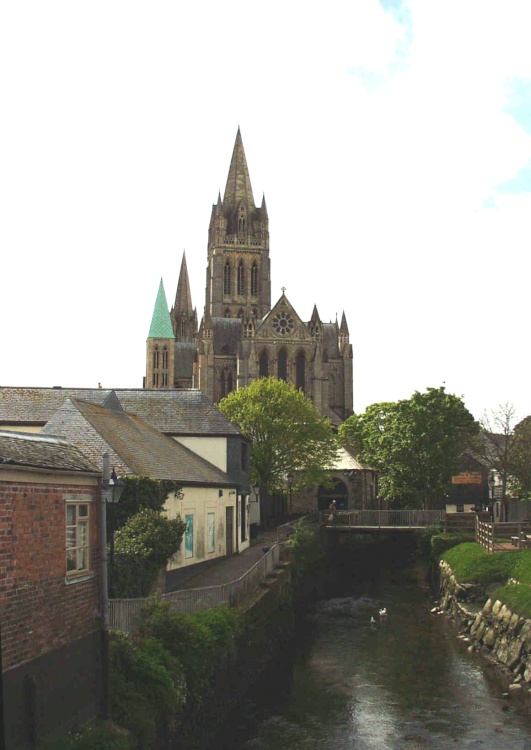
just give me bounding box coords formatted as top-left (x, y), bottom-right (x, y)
top-left (272, 310), bottom-right (295, 335)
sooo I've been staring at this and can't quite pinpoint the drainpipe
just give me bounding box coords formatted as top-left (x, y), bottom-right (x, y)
top-left (99, 454), bottom-right (111, 720)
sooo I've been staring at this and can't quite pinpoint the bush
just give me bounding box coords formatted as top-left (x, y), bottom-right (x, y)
top-left (114, 509), bottom-right (186, 567)
top-left (287, 521), bottom-right (325, 577)
top-left (136, 596), bottom-right (242, 707)
top-left (431, 532), bottom-right (475, 559)
top-left (110, 631), bottom-right (186, 747)
top-left (40, 719), bottom-right (134, 750)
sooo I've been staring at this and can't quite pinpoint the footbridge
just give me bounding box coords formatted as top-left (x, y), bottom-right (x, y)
top-left (321, 509), bottom-right (445, 532)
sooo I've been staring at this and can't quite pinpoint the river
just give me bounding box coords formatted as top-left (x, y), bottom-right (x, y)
top-left (216, 563), bottom-right (531, 749)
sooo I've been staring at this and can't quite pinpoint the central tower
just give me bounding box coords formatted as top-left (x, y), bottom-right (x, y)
top-left (205, 128), bottom-right (271, 320)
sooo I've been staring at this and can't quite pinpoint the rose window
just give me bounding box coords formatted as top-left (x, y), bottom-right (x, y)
top-left (272, 311), bottom-right (295, 335)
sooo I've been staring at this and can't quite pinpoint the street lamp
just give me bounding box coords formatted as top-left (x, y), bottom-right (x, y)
top-left (99, 454), bottom-right (125, 721)
top-left (286, 472), bottom-right (294, 515)
top-left (489, 473), bottom-right (496, 517)
top-left (106, 468), bottom-right (125, 597)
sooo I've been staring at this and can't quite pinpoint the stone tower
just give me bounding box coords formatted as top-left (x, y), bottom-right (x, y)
top-left (145, 129), bottom-right (353, 423)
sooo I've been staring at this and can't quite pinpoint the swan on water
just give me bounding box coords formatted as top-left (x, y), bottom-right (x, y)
top-left (379, 608), bottom-right (387, 617)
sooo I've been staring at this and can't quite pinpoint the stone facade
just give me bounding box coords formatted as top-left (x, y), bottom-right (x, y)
top-left (145, 129), bottom-right (353, 425)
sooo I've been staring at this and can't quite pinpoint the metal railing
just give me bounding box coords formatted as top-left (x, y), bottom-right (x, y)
top-left (321, 509), bottom-right (445, 528)
top-left (109, 516), bottom-right (313, 635)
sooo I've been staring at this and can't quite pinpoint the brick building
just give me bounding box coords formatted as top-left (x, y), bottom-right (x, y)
top-left (145, 129), bottom-right (354, 425)
top-left (0, 431), bottom-right (101, 749)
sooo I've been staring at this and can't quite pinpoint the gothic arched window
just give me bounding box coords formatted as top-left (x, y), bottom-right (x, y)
top-left (295, 352), bottom-right (306, 393)
top-left (224, 261), bottom-right (231, 296)
top-left (251, 262), bottom-right (258, 297)
top-left (162, 346), bottom-right (168, 369)
top-left (153, 346), bottom-right (159, 369)
top-left (237, 261), bottom-right (245, 296)
top-left (277, 348), bottom-right (288, 382)
top-left (259, 350), bottom-right (269, 378)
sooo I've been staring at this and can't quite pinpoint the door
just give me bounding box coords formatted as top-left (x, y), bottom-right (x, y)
top-left (225, 506), bottom-right (234, 556)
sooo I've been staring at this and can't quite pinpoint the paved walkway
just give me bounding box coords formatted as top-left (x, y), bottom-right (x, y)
top-left (178, 529), bottom-right (280, 590)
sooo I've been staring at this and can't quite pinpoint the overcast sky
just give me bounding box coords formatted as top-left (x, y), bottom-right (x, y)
top-left (2, 1), bottom-right (531, 423)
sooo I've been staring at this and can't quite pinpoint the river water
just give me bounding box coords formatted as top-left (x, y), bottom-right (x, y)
top-left (219, 566), bottom-right (531, 749)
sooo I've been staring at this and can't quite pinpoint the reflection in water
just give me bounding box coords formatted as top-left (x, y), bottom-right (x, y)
top-left (221, 573), bottom-right (531, 750)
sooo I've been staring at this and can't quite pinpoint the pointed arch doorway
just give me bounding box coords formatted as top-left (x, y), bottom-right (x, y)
top-left (318, 479), bottom-right (348, 511)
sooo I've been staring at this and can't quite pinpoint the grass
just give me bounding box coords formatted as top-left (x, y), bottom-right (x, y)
top-left (441, 543), bottom-right (531, 619)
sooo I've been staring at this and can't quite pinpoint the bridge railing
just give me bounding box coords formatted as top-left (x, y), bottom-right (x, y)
top-left (321, 509), bottom-right (445, 528)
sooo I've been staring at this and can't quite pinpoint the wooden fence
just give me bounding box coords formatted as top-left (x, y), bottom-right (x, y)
top-left (475, 517), bottom-right (531, 553)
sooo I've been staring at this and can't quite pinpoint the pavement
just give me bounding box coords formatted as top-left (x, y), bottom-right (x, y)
top-left (178, 528), bottom-right (280, 589)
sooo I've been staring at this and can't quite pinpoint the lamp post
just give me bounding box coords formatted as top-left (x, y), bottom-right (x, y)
top-left (99, 454), bottom-right (125, 721)
top-left (107, 468), bottom-right (125, 598)
top-left (489, 473), bottom-right (496, 519)
top-left (286, 472), bottom-right (294, 516)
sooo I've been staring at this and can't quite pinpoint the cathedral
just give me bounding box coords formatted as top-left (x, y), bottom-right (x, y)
top-left (145, 129), bottom-right (353, 426)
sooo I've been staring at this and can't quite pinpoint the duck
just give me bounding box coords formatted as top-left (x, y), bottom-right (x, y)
top-left (370, 616), bottom-right (376, 625)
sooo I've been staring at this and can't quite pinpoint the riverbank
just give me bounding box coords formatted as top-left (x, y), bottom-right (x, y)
top-left (438, 557), bottom-right (531, 709)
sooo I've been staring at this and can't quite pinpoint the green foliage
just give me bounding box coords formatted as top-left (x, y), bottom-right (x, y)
top-left (218, 377), bottom-right (339, 493)
top-left (339, 387), bottom-right (478, 509)
top-left (110, 631), bottom-right (186, 748)
top-left (287, 521), bottom-right (325, 578)
top-left (110, 554), bottom-right (159, 599)
top-left (112, 476), bottom-right (183, 532)
top-left (508, 415), bottom-right (531, 499)
top-left (40, 719), bottom-right (134, 750)
top-left (113, 509), bottom-right (186, 567)
top-left (135, 596), bottom-right (242, 705)
top-left (430, 532), bottom-right (475, 559)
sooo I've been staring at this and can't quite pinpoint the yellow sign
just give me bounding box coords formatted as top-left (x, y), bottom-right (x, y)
top-left (452, 472), bottom-right (482, 485)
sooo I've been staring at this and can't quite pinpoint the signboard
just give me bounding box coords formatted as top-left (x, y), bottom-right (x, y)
top-left (451, 472), bottom-right (482, 485)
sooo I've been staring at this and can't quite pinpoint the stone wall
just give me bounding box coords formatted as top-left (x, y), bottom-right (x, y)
top-left (438, 560), bottom-right (531, 696)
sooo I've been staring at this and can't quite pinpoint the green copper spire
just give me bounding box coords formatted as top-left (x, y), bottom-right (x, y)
top-left (148, 279), bottom-right (174, 339)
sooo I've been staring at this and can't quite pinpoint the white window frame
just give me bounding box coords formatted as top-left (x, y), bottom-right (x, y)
top-left (66, 502), bottom-right (90, 577)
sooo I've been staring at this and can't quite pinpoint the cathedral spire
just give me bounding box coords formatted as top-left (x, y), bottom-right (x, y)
top-left (174, 251), bottom-right (193, 314)
top-left (148, 279), bottom-right (174, 339)
top-left (172, 252), bottom-right (198, 343)
top-left (223, 128), bottom-right (255, 210)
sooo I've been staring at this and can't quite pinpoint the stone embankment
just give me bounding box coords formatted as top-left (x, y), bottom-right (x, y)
top-left (438, 560), bottom-right (531, 698)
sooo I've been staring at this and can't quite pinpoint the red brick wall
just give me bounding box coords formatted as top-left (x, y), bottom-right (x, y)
top-left (0, 478), bottom-right (100, 672)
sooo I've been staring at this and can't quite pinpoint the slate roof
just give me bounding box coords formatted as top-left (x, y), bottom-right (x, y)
top-left (41, 398), bottom-right (234, 486)
top-left (0, 430), bottom-right (98, 474)
top-left (0, 387), bottom-right (242, 436)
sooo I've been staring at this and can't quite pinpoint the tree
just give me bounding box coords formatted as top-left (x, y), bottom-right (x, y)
top-left (218, 378), bottom-right (339, 519)
top-left (339, 387), bottom-right (478, 509)
top-left (479, 403), bottom-right (518, 519)
top-left (112, 508), bottom-right (187, 597)
top-left (508, 415), bottom-right (531, 500)
top-left (113, 475), bottom-right (183, 532)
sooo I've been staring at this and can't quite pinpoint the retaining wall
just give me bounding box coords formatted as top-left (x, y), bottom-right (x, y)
top-left (439, 560), bottom-right (531, 697)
